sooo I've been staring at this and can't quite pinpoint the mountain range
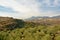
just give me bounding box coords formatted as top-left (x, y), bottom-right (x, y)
top-left (25, 15), bottom-right (60, 21)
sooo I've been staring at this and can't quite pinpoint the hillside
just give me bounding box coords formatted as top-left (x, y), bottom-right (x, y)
top-left (25, 15), bottom-right (60, 25)
top-left (0, 16), bottom-right (60, 40)
top-left (0, 17), bottom-right (25, 31)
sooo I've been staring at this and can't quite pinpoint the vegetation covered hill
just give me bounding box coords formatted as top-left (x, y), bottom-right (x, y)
top-left (0, 17), bottom-right (25, 31)
top-left (0, 17), bottom-right (60, 40)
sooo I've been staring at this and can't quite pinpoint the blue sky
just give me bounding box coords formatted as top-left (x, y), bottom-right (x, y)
top-left (0, 0), bottom-right (60, 19)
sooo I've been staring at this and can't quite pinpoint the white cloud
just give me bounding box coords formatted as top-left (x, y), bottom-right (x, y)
top-left (0, 0), bottom-right (60, 19)
top-left (0, 0), bottom-right (41, 19)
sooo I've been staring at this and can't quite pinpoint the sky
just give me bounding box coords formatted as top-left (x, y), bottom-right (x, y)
top-left (0, 0), bottom-right (60, 19)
